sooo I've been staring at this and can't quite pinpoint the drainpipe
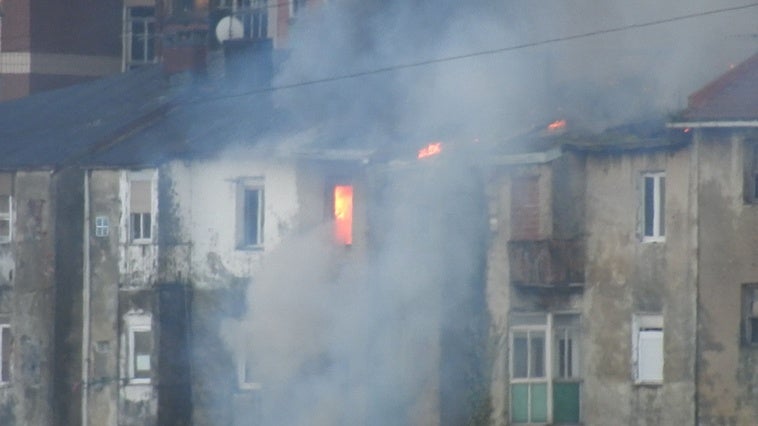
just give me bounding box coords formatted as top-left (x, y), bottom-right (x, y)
top-left (81, 170), bottom-right (91, 426)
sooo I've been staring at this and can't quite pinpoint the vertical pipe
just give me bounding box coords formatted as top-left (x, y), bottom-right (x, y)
top-left (81, 171), bottom-right (91, 426)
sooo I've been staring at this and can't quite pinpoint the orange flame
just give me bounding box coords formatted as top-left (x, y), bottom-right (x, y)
top-left (547, 119), bottom-right (567, 132)
top-left (418, 142), bottom-right (442, 159)
top-left (334, 185), bottom-right (353, 245)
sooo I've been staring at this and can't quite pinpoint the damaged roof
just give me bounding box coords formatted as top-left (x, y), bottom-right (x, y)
top-left (674, 52), bottom-right (758, 124)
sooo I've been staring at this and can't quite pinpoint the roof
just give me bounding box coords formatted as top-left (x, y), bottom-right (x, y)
top-left (0, 65), bottom-right (171, 169)
top-left (674, 52), bottom-right (758, 124)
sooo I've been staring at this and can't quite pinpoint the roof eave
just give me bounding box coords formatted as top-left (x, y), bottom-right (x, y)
top-left (667, 120), bottom-right (758, 129)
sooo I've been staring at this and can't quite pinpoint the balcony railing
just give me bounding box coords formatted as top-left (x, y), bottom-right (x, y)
top-left (508, 239), bottom-right (584, 288)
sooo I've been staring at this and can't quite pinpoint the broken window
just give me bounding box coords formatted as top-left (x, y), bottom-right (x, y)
top-left (742, 284), bottom-right (758, 346)
top-left (510, 313), bottom-right (581, 424)
top-left (130, 179), bottom-right (153, 242)
top-left (237, 179), bottom-right (264, 249)
top-left (642, 172), bottom-right (665, 242)
top-left (125, 7), bottom-right (156, 70)
top-left (128, 322), bottom-right (152, 384)
top-left (0, 174), bottom-right (12, 243)
top-left (633, 314), bottom-right (663, 384)
top-left (0, 323), bottom-right (10, 383)
top-left (511, 175), bottom-right (540, 240)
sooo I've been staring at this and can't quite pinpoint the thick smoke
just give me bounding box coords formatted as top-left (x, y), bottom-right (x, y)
top-left (223, 1), bottom-right (757, 424)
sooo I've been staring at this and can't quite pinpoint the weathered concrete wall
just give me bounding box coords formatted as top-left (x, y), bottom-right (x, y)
top-left (695, 129), bottom-right (758, 425)
top-left (582, 147), bottom-right (696, 425)
top-left (0, 171), bottom-right (58, 426)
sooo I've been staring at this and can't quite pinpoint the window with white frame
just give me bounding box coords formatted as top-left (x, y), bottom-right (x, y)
top-left (130, 179), bottom-right (153, 242)
top-left (237, 179), bottom-right (264, 249)
top-left (510, 313), bottom-right (582, 424)
top-left (95, 216), bottom-right (110, 238)
top-left (642, 172), bottom-right (665, 241)
top-left (127, 319), bottom-right (152, 384)
top-left (124, 7), bottom-right (156, 70)
top-left (633, 314), bottom-right (663, 384)
top-left (742, 284), bottom-right (758, 346)
top-left (0, 323), bottom-right (10, 383)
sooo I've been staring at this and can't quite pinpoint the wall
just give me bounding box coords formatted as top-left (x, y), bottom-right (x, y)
top-left (582, 147), bottom-right (696, 425)
top-left (0, 170), bottom-right (58, 426)
top-left (695, 129), bottom-right (758, 424)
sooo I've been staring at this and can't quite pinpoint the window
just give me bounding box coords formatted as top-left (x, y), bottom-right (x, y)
top-left (290, 0), bottom-right (307, 18)
top-left (238, 352), bottom-right (263, 391)
top-left (744, 141), bottom-right (758, 203)
top-left (127, 321), bottom-right (152, 384)
top-left (642, 172), bottom-right (665, 241)
top-left (125, 7), bottom-right (156, 70)
top-left (0, 174), bottom-right (12, 243)
top-left (130, 180), bottom-right (153, 242)
top-left (234, 0), bottom-right (268, 40)
top-left (237, 179), bottom-right (264, 249)
top-left (742, 284), bottom-right (758, 345)
top-left (511, 176), bottom-right (540, 240)
top-left (0, 323), bottom-right (10, 383)
top-left (510, 313), bottom-right (581, 424)
top-left (633, 314), bottom-right (663, 384)
top-left (333, 185), bottom-right (353, 245)
top-left (95, 216), bottom-right (109, 238)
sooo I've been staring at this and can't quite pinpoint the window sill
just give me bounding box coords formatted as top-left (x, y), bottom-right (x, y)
top-left (641, 236), bottom-right (665, 244)
top-left (130, 239), bottom-right (154, 245)
top-left (238, 382), bottom-right (263, 391)
top-left (237, 245), bottom-right (264, 252)
top-left (127, 379), bottom-right (151, 385)
top-left (634, 380), bottom-right (663, 387)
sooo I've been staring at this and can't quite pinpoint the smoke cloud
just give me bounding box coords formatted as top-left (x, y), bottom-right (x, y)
top-left (222, 1), bottom-right (757, 424)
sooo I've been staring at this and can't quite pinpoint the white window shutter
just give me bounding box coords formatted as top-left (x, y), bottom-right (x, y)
top-left (638, 330), bottom-right (663, 382)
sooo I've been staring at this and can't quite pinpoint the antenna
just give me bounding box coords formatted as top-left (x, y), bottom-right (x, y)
top-left (215, 15), bottom-right (244, 43)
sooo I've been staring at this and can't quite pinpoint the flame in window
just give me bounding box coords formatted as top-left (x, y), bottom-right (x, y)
top-left (334, 185), bottom-right (353, 245)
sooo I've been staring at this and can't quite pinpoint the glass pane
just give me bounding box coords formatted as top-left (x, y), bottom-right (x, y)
top-left (750, 318), bottom-right (758, 344)
top-left (146, 23), bottom-right (155, 60)
top-left (0, 196), bottom-right (9, 212)
top-left (553, 382), bottom-right (581, 423)
top-left (244, 189), bottom-right (260, 245)
top-left (512, 332), bottom-right (528, 378)
top-left (530, 383), bottom-right (548, 423)
top-left (659, 177), bottom-right (665, 236)
top-left (530, 331), bottom-right (545, 378)
top-left (1, 327), bottom-right (10, 382)
top-left (510, 384), bottom-right (529, 423)
top-left (143, 214), bottom-right (151, 239)
top-left (133, 330), bottom-right (151, 378)
top-left (644, 176), bottom-right (654, 236)
top-left (0, 219), bottom-right (9, 239)
top-left (131, 22), bottom-right (145, 61)
top-left (131, 213), bottom-right (141, 239)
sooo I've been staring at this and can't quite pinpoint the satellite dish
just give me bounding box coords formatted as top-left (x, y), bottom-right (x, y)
top-left (215, 16), bottom-right (244, 43)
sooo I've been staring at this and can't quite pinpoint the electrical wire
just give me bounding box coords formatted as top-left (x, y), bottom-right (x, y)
top-left (181, 1), bottom-right (758, 106)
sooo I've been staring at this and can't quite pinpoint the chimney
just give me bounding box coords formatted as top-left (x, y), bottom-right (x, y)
top-left (222, 37), bottom-right (274, 90)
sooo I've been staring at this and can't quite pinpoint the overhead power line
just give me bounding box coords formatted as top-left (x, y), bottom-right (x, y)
top-left (186, 1), bottom-right (758, 106)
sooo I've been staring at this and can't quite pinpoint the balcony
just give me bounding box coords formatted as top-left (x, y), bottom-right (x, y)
top-left (508, 239), bottom-right (584, 289)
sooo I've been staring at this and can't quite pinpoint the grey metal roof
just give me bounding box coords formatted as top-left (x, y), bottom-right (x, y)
top-left (0, 65), bottom-right (170, 169)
